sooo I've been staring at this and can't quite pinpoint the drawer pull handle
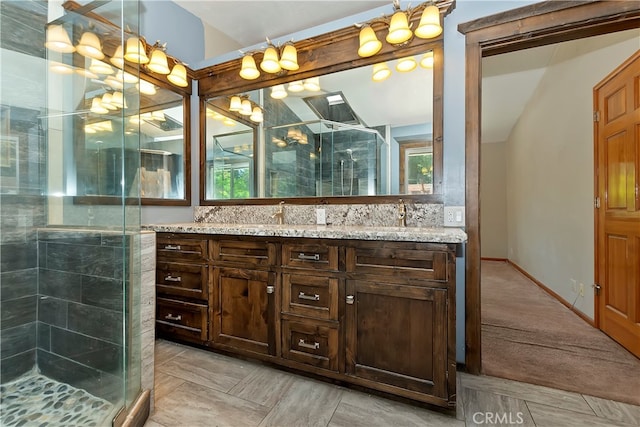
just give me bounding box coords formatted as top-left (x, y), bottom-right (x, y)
top-left (266, 285), bottom-right (275, 294)
top-left (165, 314), bottom-right (182, 321)
top-left (164, 245), bottom-right (181, 251)
top-left (298, 253), bottom-right (320, 261)
top-left (298, 292), bottom-right (320, 301)
top-left (346, 295), bottom-right (355, 305)
top-left (165, 275), bottom-right (182, 282)
top-left (298, 339), bottom-right (320, 350)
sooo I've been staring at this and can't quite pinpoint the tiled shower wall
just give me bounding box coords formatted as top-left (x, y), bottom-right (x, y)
top-left (0, 196), bottom-right (46, 382)
top-left (36, 230), bottom-right (129, 403)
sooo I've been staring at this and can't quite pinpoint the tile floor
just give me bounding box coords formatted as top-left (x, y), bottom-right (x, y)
top-left (146, 339), bottom-right (640, 427)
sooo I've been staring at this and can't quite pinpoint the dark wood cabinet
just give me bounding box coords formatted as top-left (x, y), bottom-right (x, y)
top-left (211, 267), bottom-right (276, 355)
top-left (155, 232), bottom-right (457, 409)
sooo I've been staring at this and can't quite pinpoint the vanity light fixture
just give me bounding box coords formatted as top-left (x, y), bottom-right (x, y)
top-left (111, 91), bottom-right (127, 109)
top-left (75, 68), bottom-right (98, 79)
top-left (260, 45), bottom-right (282, 73)
top-left (137, 79), bottom-right (156, 95)
top-left (356, 1), bottom-right (443, 58)
top-left (100, 93), bottom-right (118, 110)
top-left (104, 75), bottom-right (124, 90)
top-left (76, 31), bottom-right (104, 60)
top-left (279, 43), bottom-right (299, 71)
top-left (240, 55), bottom-right (260, 80)
top-left (117, 70), bottom-right (139, 84)
top-left (357, 25), bottom-right (382, 57)
top-left (148, 48), bottom-right (170, 75)
top-left (124, 37), bottom-right (149, 64)
top-left (167, 63), bottom-right (188, 87)
top-left (45, 25), bottom-right (75, 53)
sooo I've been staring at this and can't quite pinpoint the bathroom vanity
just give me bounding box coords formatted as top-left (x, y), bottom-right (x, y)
top-left (148, 223), bottom-right (465, 409)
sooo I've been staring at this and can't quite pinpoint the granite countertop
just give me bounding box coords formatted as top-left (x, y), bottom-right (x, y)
top-left (143, 223), bottom-right (467, 244)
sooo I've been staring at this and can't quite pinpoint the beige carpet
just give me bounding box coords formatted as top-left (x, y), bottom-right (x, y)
top-left (481, 260), bottom-right (640, 406)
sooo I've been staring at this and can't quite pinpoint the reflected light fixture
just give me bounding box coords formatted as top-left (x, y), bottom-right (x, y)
top-left (124, 37), bottom-right (149, 64)
top-left (372, 62), bottom-right (391, 82)
top-left (137, 79), bottom-right (156, 95)
top-left (104, 75), bottom-right (124, 90)
top-left (279, 43), bottom-right (299, 71)
top-left (110, 45), bottom-right (124, 68)
top-left (75, 68), bottom-right (98, 79)
top-left (167, 63), bottom-right (188, 87)
top-left (420, 51), bottom-right (434, 68)
top-left (45, 25), bottom-right (75, 53)
top-left (148, 49), bottom-right (170, 74)
top-left (111, 91), bottom-right (127, 109)
top-left (49, 61), bottom-right (74, 75)
top-left (239, 99), bottom-right (253, 115)
top-left (240, 55), bottom-right (260, 80)
top-left (396, 56), bottom-right (417, 72)
top-left (288, 81), bottom-right (304, 92)
top-left (76, 31), bottom-right (105, 60)
top-left (229, 96), bottom-right (242, 111)
top-left (386, 9), bottom-right (412, 45)
top-left (303, 77), bottom-right (320, 92)
top-left (414, 4), bottom-right (442, 39)
top-left (250, 107), bottom-right (263, 123)
top-left (89, 58), bottom-right (114, 75)
top-left (116, 70), bottom-right (139, 84)
top-left (270, 85), bottom-right (287, 99)
top-left (223, 117), bottom-right (236, 126)
top-left (357, 25), bottom-right (382, 58)
top-left (260, 45), bottom-right (281, 73)
top-left (101, 93), bottom-right (118, 110)
top-left (90, 97), bottom-right (109, 115)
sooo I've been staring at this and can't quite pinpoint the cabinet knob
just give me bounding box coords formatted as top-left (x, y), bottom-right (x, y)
top-left (266, 285), bottom-right (275, 294)
top-left (346, 295), bottom-right (355, 305)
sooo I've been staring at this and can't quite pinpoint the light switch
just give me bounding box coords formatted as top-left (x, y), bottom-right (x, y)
top-left (316, 208), bottom-right (326, 225)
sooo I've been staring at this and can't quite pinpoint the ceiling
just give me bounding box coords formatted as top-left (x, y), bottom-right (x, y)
top-left (170, 2), bottom-right (640, 145)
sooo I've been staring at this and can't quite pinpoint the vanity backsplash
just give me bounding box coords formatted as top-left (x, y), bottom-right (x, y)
top-left (194, 203), bottom-right (444, 228)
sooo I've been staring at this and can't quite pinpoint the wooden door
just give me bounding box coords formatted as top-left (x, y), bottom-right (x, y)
top-left (345, 279), bottom-right (450, 400)
top-left (594, 50), bottom-right (640, 358)
top-left (212, 267), bottom-right (276, 355)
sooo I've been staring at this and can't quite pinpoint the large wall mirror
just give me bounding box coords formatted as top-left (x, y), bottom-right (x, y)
top-left (198, 2), bottom-right (450, 204)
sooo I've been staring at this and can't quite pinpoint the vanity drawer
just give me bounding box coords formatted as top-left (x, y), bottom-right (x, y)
top-left (157, 236), bottom-right (208, 262)
top-left (282, 318), bottom-right (338, 372)
top-left (212, 239), bottom-right (276, 267)
top-left (346, 242), bottom-right (450, 282)
top-left (282, 273), bottom-right (338, 320)
top-left (156, 298), bottom-right (207, 342)
top-left (156, 262), bottom-right (208, 301)
top-left (282, 243), bottom-right (339, 271)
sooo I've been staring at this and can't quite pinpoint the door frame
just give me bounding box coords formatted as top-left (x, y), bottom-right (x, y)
top-left (458, 1), bottom-right (640, 374)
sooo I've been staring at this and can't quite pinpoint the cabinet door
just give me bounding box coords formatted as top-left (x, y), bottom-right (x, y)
top-left (345, 280), bottom-right (450, 401)
top-left (212, 267), bottom-right (276, 355)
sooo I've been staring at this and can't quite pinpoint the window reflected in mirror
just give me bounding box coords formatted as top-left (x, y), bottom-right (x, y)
top-left (203, 51), bottom-right (435, 201)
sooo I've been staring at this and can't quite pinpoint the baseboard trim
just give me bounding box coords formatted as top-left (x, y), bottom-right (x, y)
top-left (506, 260), bottom-right (595, 327)
top-left (481, 257), bottom-right (508, 262)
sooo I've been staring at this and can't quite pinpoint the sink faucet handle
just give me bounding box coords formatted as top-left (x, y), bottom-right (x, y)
top-left (397, 198), bottom-right (407, 227)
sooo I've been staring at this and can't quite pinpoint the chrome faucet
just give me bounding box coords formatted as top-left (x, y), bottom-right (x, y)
top-left (271, 201), bottom-right (285, 225)
top-left (397, 198), bottom-right (406, 227)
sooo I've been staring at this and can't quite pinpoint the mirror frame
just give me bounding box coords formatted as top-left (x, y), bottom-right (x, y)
top-left (196, 0), bottom-right (455, 205)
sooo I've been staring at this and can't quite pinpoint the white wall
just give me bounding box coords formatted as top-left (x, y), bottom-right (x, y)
top-left (505, 30), bottom-right (640, 319)
top-left (480, 141), bottom-right (507, 258)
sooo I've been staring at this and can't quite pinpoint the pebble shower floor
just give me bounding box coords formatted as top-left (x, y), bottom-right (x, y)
top-left (0, 372), bottom-right (114, 426)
